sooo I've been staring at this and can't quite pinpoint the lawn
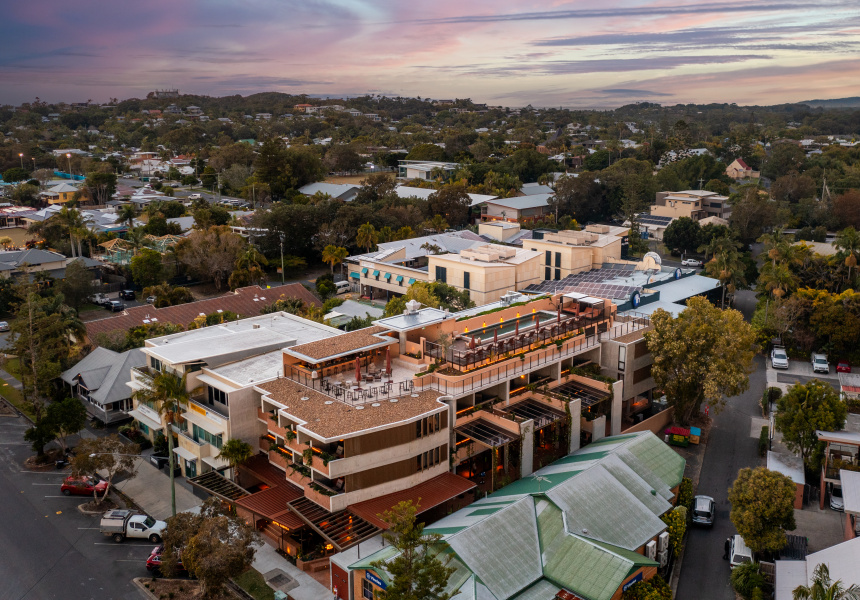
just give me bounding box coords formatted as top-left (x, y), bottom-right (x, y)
top-left (233, 569), bottom-right (275, 600)
top-left (3, 357), bottom-right (21, 380)
top-left (0, 382), bottom-right (33, 421)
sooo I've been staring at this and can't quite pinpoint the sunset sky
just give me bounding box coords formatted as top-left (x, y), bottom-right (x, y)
top-left (1, 0), bottom-right (858, 107)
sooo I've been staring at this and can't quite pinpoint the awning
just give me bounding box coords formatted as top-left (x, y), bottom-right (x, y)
top-left (395, 275), bottom-right (404, 282)
top-left (349, 473), bottom-right (476, 530)
top-left (173, 446), bottom-right (198, 461)
top-left (361, 267), bottom-right (368, 274)
top-left (580, 296), bottom-right (604, 305)
top-left (563, 291), bottom-right (587, 300)
top-left (383, 272), bottom-right (392, 280)
top-left (202, 455), bottom-right (230, 470)
top-left (236, 485), bottom-right (305, 529)
top-left (455, 418), bottom-right (519, 448)
top-left (408, 278), bottom-right (416, 285)
top-left (188, 470), bottom-right (249, 502)
top-left (288, 496), bottom-right (379, 551)
top-left (372, 270), bottom-right (380, 277)
top-left (128, 409), bottom-right (163, 431)
top-left (350, 271), bottom-right (359, 279)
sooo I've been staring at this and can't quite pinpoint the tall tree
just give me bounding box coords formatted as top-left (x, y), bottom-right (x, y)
top-left (729, 467), bottom-right (797, 553)
top-left (371, 500), bottom-right (456, 600)
top-left (645, 297), bottom-right (756, 424)
top-left (130, 248), bottom-right (164, 288)
top-left (776, 380), bottom-right (847, 471)
top-left (47, 397), bottom-right (88, 453)
top-left (356, 222), bottom-right (379, 254)
top-left (84, 172), bottom-right (117, 205)
top-left (175, 227), bottom-right (246, 291)
top-left (834, 227), bottom-right (860, 284)
top-left (321, 245), bottom-right (348, 276)
top-left (663, 217), bottom-right (702, 256)
top-left (132, 371), bottom-right (200, 516)
top-left (58, 259), bottom-right (94, 310)
top-left (70, 435), bottom-right (140, 504)
top-left (427, 183), bottom-right (471, 227)
top-left (702, 236), bottom-right (746, 308)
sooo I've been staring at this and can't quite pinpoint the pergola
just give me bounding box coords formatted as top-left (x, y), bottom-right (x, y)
top-left (287, 496), bottom-right (379, 551)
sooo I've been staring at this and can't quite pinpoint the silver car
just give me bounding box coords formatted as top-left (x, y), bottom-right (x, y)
top-left (830, 485), bottom-right (844, 512)
top-left (692, 495), bottom-right (715, 526)
top-left (771, 347), bottom-right (789, 369)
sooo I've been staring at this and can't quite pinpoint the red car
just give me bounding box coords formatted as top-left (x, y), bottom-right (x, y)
top-left (61, 475), bottom-right (108, 497)
top-left (146, 545), bottom-right (187, 576)
top-left (837, 360), bottom-right (852, 373)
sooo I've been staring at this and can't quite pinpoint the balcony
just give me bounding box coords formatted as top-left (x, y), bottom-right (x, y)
top-left (190, 396), bottom-right (228, 420)
top-left (286, 463), bottom-right (312, 487)
top-left (268, 449), bottom-right (289, 471)
top-left (305, 482), bottom-right (344, 512)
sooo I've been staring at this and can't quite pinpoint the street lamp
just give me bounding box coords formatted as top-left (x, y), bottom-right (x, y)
top-left (279, 233), bottom-right (285, 285)
top-left (18, 153), bottom-right (23, 169)
top-left (66, 153), bottom-right (72, 178)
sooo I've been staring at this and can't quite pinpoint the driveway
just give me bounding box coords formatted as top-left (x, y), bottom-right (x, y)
top-left (0, 414), bottom-right (145, 599)
top-left (676, 355), bottom-right (767, 600)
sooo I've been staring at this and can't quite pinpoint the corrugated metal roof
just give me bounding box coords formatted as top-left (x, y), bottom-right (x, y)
top-left (447, 497), bottom-right (543, 600)
top-left (546, 464), bottom-right (667, 551)
top-left (85, 285), bottom-right (320, 340)
top-left (486, 194), bottom-right (553, 211)
top-left (235, 484), bottom-right (304, 528)
top-left (349, 472), bottom-right (476, 529)
top-left (61, 347), bottom-right (146, 406)
top-left (621, 433), bottom-right (686, 489)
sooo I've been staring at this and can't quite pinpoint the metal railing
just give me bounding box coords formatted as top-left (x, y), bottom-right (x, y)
top-left (285, 365), bottom-right (415, 405)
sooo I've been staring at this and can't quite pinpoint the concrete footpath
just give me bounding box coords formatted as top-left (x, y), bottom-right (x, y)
top-left (252, 544), bottom-right (329, 600)
top-left (114, 457), bottom-right (201, 521)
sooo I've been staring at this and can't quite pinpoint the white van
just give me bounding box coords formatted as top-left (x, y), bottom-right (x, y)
top-left (729, 534), bottom-right (754, 569)
top-left (335, 281), bottom-right (351, 295)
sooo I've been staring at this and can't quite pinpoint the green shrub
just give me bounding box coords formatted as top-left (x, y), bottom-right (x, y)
top-left (622, 575), bottom-right (672, 600)
top-left (761, 387), bottom-right (782, 416)
top-left (758, 426), bottom-right (769, 457)
top-left (677, 477), bottom-right (694, 512)
top-left (731, 563), bottom-right (770, 600)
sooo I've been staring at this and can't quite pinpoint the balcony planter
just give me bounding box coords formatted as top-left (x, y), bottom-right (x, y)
top-left (268, 450), bottom-right (288, 471)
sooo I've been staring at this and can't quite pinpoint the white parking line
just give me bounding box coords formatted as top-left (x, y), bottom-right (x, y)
top-left (78, 527), bottom-right (99, 530)
top-left (43, 495), bottom-right (80, 498)
top-left (19, 471), bottom-right (66, 474)
top-left (32, 483), bottom-right (60, 485)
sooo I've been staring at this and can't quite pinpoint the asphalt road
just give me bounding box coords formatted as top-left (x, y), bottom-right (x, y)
top-left (776, 373), bottom-right (841, 391)
top-left (0, 416), bottom-right (145, 600)
top-left (675, 354), bottom-right (766, 600)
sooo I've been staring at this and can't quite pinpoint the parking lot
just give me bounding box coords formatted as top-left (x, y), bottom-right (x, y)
top-left (0, 414), bottom-right (147, 599)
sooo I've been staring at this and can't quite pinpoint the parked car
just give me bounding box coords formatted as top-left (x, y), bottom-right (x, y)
top-left (100, 509), bottom-right (166, 543)
top-left (61, 475), bottom-right (108, 497)
top-left (187, 193), bottom-right (202, 200)
top-left (90, 293), bottom-right (110, 306)
top-left (729, 534), bottom-right (754, 569)
top-left (811, 353), bottom-right (829, 374)
top-left (119, 290), bottom-right (136, 300)
top-left (837, 360), bottom-right (852, 373)
top-left (146, 295), bottom-right (157, 304)
top-left (0, 321), bottom-right (9, 332)
top-left (771, 346), bottom-right (789, 369)
top-left (691, 495), bottom-right (715, 526)
top-left (830, 484), bottom-right (844, 512)
top-left (146, 545), bottom-right (188, 576)
top-left (681, 258), bottom-right (703, 267)
top-left (108, 300), bottom-right (125, 312)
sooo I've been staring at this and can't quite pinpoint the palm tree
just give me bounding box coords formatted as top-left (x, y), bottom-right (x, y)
top-left (321, 245), bottom-right (348, 277)
top-left (216, 438), bottom-right (253, 485)
top-left (760, 261), bottom-right (799, 300)
top-left (834, 227), bottom-right (860, 284)
top-left (132, 371), bottom-right (200, 516)
top-left (698, 234), bottom-right (740, 262)
top-left (703, 242), bottom-right (746, 308)
top-left (54, 206), bottom-right (89, 258)
top-left (758, 228), bottom-right (793, 268)
top-left (117, 204), bottom-right (136, 230)
top-left (430, 214), bottom-right (449, 233)
top-left (793, 563), bottom-right (860, 600)
top-left (356, 222), bottom-right (379, 254)
top-left (125, 227), bottom-right (149, 255)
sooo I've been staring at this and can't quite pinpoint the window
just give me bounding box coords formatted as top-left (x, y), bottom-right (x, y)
top-left (545, 267), bottom-right (551, 280)
top-left (434, 413), bottom-right (440, 431)
top-left (555, 252), bottom-right (561, 267)
top-left (416, 454), bottom-right (422, 471)
top-left (208, 386), bottom-right (228, 406)
top-left (138, 422), bottom-right (149, 435)
top-left (423, 418), bottom-right (428, 436)
top-left (423, 452), bottom-right (428, 469)
top-left (184, 459), bottom-right (197, 478)
top-left (463, 271), bottom-right (470, 290)
top-left (618, 346), bottom-right (627, 371)
top-left (435, 266), bottom-right (447, 283)
top-left (545, 250), bottom-right (551, 265)
top-left (192, 424), bottom-right (223, 449)
top-left (435, 447), bottom-right (440, 464)
top-left (151, 358), bottom-right (162, 372)
top-left (362, 579), bottom-right (375, 600)
top-left (555, 268), bottom-right (561, 280)
top-left (416, 420), bottom-right (423, 438)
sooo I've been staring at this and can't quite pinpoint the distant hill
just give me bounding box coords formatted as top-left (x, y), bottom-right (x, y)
top-left (799, 97), bottom-right (860, 108)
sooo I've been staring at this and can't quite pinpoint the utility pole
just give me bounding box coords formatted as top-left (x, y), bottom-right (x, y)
top-left (279, 233), bottom-right (285, 285)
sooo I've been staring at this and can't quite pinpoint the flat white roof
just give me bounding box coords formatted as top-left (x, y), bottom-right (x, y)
top-left (374, 307), bottom-right (450, 332)
top-left (841, 470), bottom-right (860, 514)
top-left (205, 349), bottom-right (284, 388)
top-left (767, 451), bottom-right (805, 485)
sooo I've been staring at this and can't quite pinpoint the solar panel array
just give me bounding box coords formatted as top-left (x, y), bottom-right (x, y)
top-left (638, 215), bottom-right (673, 226)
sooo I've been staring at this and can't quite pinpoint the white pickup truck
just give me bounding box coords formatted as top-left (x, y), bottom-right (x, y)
top-left (100, 509), bottom-right (166, 543)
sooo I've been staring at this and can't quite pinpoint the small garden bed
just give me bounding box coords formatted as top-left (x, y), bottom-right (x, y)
top-left (80, 497), bottom-right (118, 512)
top-left (140, 578), bottom-right (239, 600)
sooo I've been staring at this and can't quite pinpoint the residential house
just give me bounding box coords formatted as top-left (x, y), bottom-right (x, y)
top-left (726, 158), bottom-right (759, 180)
top-left (641, 190), bottom-right (732, 240)
top-left (41, 182), bottom-right (79, 205)
top-left (776, 536), bottom-right (860, 600)
top-left (61, 347), bottom-right (146, 424)
top-left (483, 194), bottom-right (555, 223)
top-left (519, 182), bottom-right (554, 196)
top-left (397, 160), bottom-right (459, 181)
top-left (297, 182), bottom-right (360, 202)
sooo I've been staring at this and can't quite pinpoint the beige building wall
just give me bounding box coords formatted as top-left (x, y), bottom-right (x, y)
top-left (523, 236), bottom-right (622, 279)
top-left (427, 252), bottom-right (541, 304)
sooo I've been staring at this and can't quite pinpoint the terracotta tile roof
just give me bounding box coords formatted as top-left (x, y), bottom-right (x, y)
top-left (287, 325), bottom-right (395, 361)
top-left (735, 158), bottom-right (750, 170)
top-left (85, 284), bottom-right (319, 341)
top-left (257, 378), bottom-right (445, 440)
top-left (349, 473), bottom-right (476, 529)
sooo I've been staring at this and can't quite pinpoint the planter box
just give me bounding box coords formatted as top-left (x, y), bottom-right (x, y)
top-left (268, 450), bottom-right (288, 471)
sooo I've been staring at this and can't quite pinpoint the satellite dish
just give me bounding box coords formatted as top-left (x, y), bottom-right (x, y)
top-left (643, 251), bottom-right (662, 267)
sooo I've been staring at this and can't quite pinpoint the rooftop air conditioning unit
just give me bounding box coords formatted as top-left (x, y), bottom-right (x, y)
top-left (645, 540), bottom-right (657, 560)
top-left (658, 532), bottom-right (670, 552)
top-left (657, 549), bottom-right (669, 567)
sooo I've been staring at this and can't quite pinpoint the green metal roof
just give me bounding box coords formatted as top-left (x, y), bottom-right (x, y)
top-left (622, 432), bottom-right (686, 489)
